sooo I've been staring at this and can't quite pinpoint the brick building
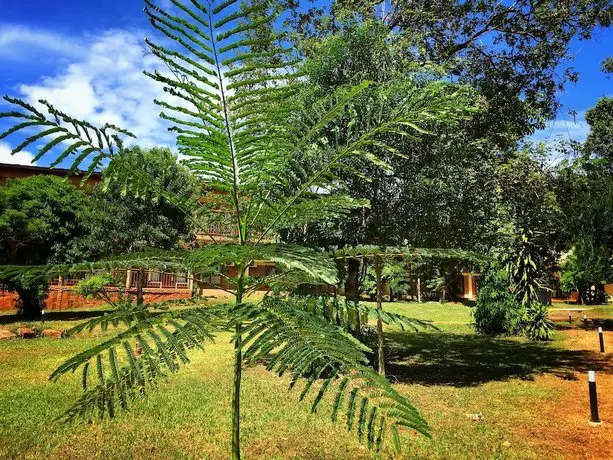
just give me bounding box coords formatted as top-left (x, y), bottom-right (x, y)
top-left (0, 162), bottom-right (274, 311)
top-left (0, 162), bottom-right (102, 187)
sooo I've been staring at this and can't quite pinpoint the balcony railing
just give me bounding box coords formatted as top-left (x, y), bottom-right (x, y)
top-left (128, 270), bottom-right (190, 290)
top-left (49, 270), bottom-right (191, 291)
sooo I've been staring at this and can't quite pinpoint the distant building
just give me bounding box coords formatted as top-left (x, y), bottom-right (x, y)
top-left (459, 269), bottom-right (478, 301)
top-left (0, 162), bottom-right (274, 311)
top-left (0, 162), bottom-right (102, 187)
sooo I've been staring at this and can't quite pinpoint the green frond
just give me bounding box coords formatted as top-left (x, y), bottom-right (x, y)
top-left (144, 0), bottom-right (212, 51)
top-left (218, 35), bottom-right (285, 54)
top-left (0, 96), bottom-right (134, 179)
top-left (211, 0), bottom-right (238, 15)
top-left (51, 304), bottom-right (221, 423)
top-left (256, 195), bottom-right (370, 232)
top-left (185, 243), bottom-right (338, 285)
top-left (290, 295), bottom-right (437, 333)
top-left (0, 250), bottom-right (189, 285)
top-left (243, 270), bottom-right (331, 295)
top-left (228, 297), bottom-right (430, 451)
top-left (334, 245), bottom-right (489, 264)
top-left (213, 3), bottom-right (266, 29)
top-left (66, 296), bottom-right (212, 336)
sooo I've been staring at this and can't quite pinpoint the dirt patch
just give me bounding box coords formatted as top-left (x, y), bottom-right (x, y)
top-left (514, 329), bottom-right (613, 459)
top-left (564, 329), bottom-right (613, 355)
top-left (0, 328), bottom-right (16, 339)
top-left (42, 329), bottom-right (63, 339)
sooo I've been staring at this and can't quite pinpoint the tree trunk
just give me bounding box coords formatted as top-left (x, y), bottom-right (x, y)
top-left (231, 272), bottom-right (244, 460)
top-left (345, 258), bottom-right (361, 332)
top-left (136, 268), bottom-right (145, 306)
top-left (440, 284), bottom-right (446, 303)
top-left (231, 325), bottom-right (242, 460)
top-left (345, 258), bottom-right (360, 303)
top-left (16, 285), bottom-right (44, 320)
top-left (374, 256), bottom-right (385, 375)
top-left (417, 277), bottom-right (422, 303)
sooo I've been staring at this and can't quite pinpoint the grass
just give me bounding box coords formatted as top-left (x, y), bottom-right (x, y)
top-left (0, 299), bottom-right (612, 459)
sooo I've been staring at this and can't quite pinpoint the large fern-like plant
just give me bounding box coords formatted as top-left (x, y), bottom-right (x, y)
top-left (0, 1), bottom-right (476, 457)
top-left (334, 246), bottom-right (487, 374)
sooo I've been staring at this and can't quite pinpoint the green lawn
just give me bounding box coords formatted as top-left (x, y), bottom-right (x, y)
top-left (0, 300), bottom-right (611, 459)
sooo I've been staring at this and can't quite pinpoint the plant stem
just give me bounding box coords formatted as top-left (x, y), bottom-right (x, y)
top-left (231, 325), bottom-right (242, 460)
top-left (231, 271), bottom-right (244, 460)
top-left (374, 256), bottom-right (385, 376)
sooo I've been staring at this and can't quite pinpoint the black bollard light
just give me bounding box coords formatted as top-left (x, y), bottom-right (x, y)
top-left (569, 313), bottom-right (572, 324)
top-left (588, 371), bottom-right (601, 424)
top-left (598, 327), bottom-right (605, 353)
top-left (41, 309), bottom-right (45, 326)
top-left (584, 314), bottom-right (588, 330)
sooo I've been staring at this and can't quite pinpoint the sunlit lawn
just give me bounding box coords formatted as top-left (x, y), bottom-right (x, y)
top-left (1, 300), bottom-right (612, 459)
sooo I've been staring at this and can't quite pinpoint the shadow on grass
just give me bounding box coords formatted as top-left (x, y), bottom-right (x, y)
top-left (0, 309), bottom-right (107, 325)
top-left (384, 330), bottom-right (612, 387)
top-left (555, 319), bottom-right (613, 332)
top-left (592, 318), bottom-right (613, 331)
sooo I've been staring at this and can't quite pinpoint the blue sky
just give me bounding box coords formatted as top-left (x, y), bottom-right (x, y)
top-left (0, 0), bottom-right (611, 166)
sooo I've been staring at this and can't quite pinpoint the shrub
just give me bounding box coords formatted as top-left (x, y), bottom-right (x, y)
top-left (76, 273), bottom-right (132, 308)
top-left (524, 303), bottom-right (555, 341)
top-left (473, 262), bottom-right (525, 336)
top-left (473, 260), bottom-right (555, 341)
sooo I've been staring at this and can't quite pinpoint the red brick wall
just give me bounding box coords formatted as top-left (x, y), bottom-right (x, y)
top-left (0, 286), bottom-right (192, 311)
top-left (0, 291), bottom-right (20, 310)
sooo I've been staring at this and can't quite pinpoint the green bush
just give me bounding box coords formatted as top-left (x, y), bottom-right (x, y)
top-left (76, 273), bottom-right (132, 309)
top-left (473, 261), bottom-right (555, 341)
top-left (473, 263), bottom-right (525, 336)
top-left (524, 303), bottom-right (555, 341)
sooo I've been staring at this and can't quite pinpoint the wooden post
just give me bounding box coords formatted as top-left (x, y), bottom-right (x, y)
top-left (374, 255), bottom-right (385, 376)
top-left (345, 258), bottom-right (361, 333)
top-left (136, 268), bottom-right (145, 306)
top-left (188, 271), bottom-right (195, 297)
top-left (417, 277), bottom-right (422, 303)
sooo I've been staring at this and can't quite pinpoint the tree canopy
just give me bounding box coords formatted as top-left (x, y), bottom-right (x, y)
top-left (0, 175), bottom-right (89, 317)
top-left (77, 146), bottom-right (196, 257)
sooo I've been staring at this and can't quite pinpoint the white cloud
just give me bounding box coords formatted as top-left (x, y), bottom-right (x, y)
top-left (12, 28), bottom-right (180, 153)
top-left (0, 25), bottom-right (84, 59)
top-left (530, 111), bottom-right (590, 144)
top-left (0, 141), bottom-right (35, 165)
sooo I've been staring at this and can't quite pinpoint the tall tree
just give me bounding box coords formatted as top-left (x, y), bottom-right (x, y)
top-left (584, 97), bottom-right (613, 167)
top-left (287, 0), bottom-right (611, 134)
top-left (555, 96), bottom-right (613, 302)
top-left (284, 21), bottom-right (498, 299)
top-left (0, 175), bottom-right (90, 318)
top-left (0, 1), bottom-right (475, 457)
top-left (496, 145), bottom-right (563, 302)
top-left (77, 146), bottom-right (196, 257)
